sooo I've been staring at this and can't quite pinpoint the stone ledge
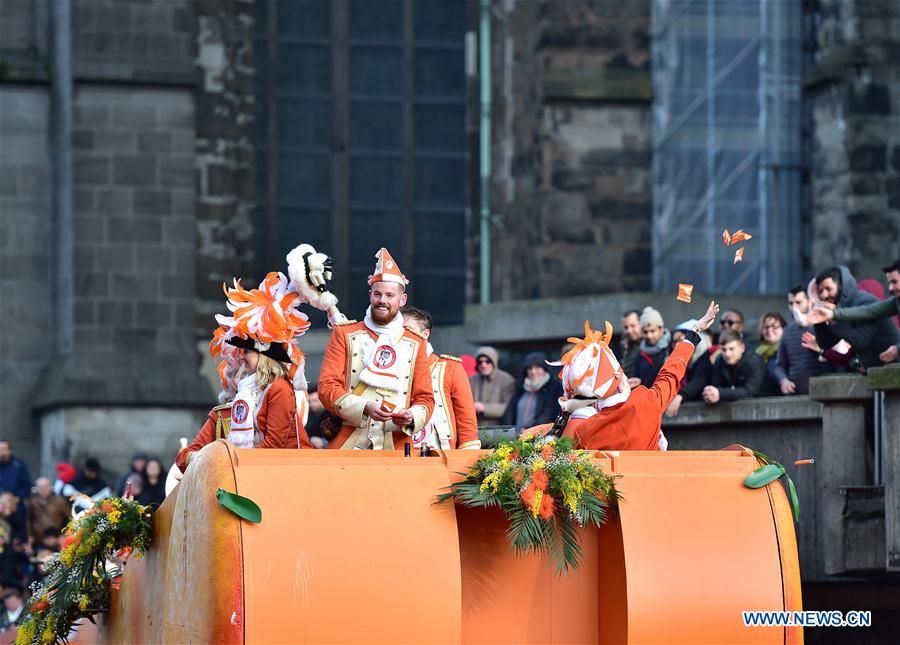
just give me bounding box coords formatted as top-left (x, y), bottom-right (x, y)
top-left (464, 292), bottom-right (785, 345)
top-left (868, 364), bottom-right (900, 391)
top-left (662, 397), bottom-right (823, 428)
top-left (809, 374), bottom-right (872, 402)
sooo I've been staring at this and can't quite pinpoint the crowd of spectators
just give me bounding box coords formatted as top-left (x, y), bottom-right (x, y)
top-left (647, 259), bottom-right (900, 417)
top-left (0, 439), bottom-right (170, 632)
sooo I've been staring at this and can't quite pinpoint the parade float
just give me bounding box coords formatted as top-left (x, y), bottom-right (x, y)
top-left (92, 439), bottom-right (800, 644)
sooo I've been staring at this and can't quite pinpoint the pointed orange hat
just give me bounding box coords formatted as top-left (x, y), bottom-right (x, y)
top-left (367, 247), bottom-right (409, 286)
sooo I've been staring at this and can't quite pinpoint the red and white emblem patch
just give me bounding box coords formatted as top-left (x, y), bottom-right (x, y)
top-left (372, 345), bottom-right (397, 369)
top-left (232, 399), bottom-right (250, 424)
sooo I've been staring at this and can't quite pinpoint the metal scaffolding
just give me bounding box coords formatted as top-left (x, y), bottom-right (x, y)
top-left (651, 0), bottom-right (804, 295)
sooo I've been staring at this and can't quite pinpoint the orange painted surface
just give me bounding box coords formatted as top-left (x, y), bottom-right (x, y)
top-left (104, 444), bottom-right (801, 644)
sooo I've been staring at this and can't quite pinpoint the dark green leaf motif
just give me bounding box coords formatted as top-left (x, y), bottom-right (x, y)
top-left (217, 488), bottom-right (262, 523)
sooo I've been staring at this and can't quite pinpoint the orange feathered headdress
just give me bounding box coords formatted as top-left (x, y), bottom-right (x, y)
top-left (549, 320), bottom-right (624, 401)
top-left (213, 272), bottom-right (311, 379)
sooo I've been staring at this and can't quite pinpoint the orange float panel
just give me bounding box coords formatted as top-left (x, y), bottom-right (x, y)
top-left (103, 443), bottom-right (801, 644)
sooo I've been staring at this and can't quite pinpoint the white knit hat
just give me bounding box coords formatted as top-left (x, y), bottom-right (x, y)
top-left (639, 306), bottom-right (664, 328)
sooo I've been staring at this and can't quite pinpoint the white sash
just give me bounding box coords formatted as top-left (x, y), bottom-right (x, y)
top-left (229, 374), bottom-right (260, 449)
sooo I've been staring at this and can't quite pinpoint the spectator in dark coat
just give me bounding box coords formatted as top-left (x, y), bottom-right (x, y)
top-left (702, 330), bottom-right (765, 405)
top-left (0, 441), bottom-right (31, 506)
top-left (502, 352), bottom-right (564, 431)
top-left (773, 283), bottom-right (830, 395)
top-left (631, 306), bottom-right (671, 388)
top-left (813, 265), bottom-right (900, 369)
top-left (70, 458), bottom-right (111, 499)
top-left (619, 309), bottom-right (642, 378)
top-left (0, 441), bottom-right (31, 529)
top-left (136, 458), bottom-right (167, 508)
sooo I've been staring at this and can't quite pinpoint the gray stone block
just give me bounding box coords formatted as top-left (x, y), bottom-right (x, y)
top-left (137, 131), bottom-right (171, 154)
top-left (90, 130), bottom-right (137, 154)
top-left (73, 155), bottom-right (111, 185)
top-left (110, 272), bottom-right (158, 300)
top-left (112, 327), bottom-right (158, 354)
top-left (96, 300), bottom-right (134, 328)
top-left (115, 33), bottom-right (150, 59)
top-left (160, 157), bottom-right (194, 188)
top-left (73, 216), bottom-right (105, 244)
top-left (107, 216), bottom-right (162, 244)
top-left (73, 129), bottom-right (94, 150)
top-left (73, 188), bottom-right (95, 213)
top-left (111, 104), bottom-right (156, 129)
top-left (159, 273), bottom-right (194, 300)
top-left (95, 188), bottom-right (133, 215)
top-left (171, 189), bottom-right (194, 216)
top-left (73, 244), bottom-right (95, 271)
top-left (113, 155), bottom-right (158, 186)
top-left (74, 102), bottom-right (109, 127)
top-left (135, 246), bottom-right (172, 273)
top-left (0, 165), bottom-right (18, 194)
top-left (74, 273), bottom-right (109, 298)
top-left (164, 218), bottom-right (194, 244)
top-left (73, 301), bottom-right (96, 326)
top-left (135, 301), bottom-right (173, 326)
top-left (156, 101), bottom-right (193, 129)
top-left (95, 244), bottom-right (135, 271)
top-left (133, 189), bottom-right (172, 215)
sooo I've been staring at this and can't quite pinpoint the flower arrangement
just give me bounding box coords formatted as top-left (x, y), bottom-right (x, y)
top-left (437, 433), bottom-right (620, 573)
top-left (15, 497), bottom-right (152, 645)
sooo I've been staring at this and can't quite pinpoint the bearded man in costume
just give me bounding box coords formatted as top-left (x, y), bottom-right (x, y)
top-left (318, 249), bottom-right (434, 450)
top-left (547, 301), bottom-right (719, 451)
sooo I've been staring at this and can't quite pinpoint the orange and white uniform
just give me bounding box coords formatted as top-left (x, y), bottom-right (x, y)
top-left (415, 353), bottom-right (480, 450)
top-left (319, 320), bottom-right (433, 450)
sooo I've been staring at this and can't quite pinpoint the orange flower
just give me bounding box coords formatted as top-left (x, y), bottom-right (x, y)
top-left (538, 493), bottom-right (555, 520)
top-left (116, 546), bottom-right (133, 560)
top-left (511, 450), bottom-right (520, 461)
top-left (568, 453), bottom-right (579, 463)
top-left (532, 469), bottom-right (549, 491)
top-left (541, 445), bottom-right (555, 460)
top-left (512, 469), bottom-right (524, 484)
top-left (102, 500), bottom-right (114, 513)
top-left (31, 599), bottom-right (49, 613)
top-left (60, 533), bottom-right (78, 550)
top-left (520, 483), bottom-right (537, 507)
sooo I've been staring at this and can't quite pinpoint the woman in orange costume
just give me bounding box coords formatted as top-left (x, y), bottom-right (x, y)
top-left (548, 301), bottom-right (719, 450)
top-left (175, 272), bottom-right (316, 473)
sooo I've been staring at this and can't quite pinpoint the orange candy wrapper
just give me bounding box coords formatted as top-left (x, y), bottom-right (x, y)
top-left (733, 247), bottom-right (745, 264)
top-left (723, 228), bottom-right (753, 246)
top-left (730, 229), bottom-right (753, 244)
top-left (380, 400), bottom-right (396, 413)
top-left (676, 283), bottom-right (694, 303)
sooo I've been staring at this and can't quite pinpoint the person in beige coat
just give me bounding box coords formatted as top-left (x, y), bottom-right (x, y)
top-left (468, 346), bottom-right (517, 427)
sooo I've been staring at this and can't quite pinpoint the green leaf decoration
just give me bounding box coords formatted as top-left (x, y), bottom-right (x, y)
top-left (743, 449), bottom-right (800, 522)
top-left (787, 476), bottom-right (800, 521)
top-left (743, 463), bottom-right (785, 488)
top-left (216, 488), bottom-right (262, 523)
